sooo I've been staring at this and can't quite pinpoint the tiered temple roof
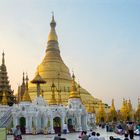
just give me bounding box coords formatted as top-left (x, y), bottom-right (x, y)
top-left (0, 52), bottom-right (15, 105)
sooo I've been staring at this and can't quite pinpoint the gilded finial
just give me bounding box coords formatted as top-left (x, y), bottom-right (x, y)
top-left (22, 72), bottom-right (25, 85)
top-left (72, 71), bottom-right (75, 80)
top-left (51, 11), bottom-right (55, 22)
top-left (112, 99), bottom-right (115, 107)
top-left (25, 73), bottom-right (29, 89)
top-left (2, 51), bottom-right (5, 65)
top-left (48, 13), bottom-right (58, 42)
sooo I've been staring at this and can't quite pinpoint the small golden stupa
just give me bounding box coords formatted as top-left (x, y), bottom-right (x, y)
top-left (22, 74), bottom-right (31, 102)
top-left (107, 99), bottom-right (117, 122)
top-left (1, 91), bottom-right (8, 105)
top-left (96, 101), bottom-right (106, 123)
top-left (69, 73), bottom-right (80, 99)
top-left (135, 98), bottom-right (140, 121)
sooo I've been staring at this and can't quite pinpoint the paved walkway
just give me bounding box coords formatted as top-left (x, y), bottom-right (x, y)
top-left (7, 128), bottom-right (140, 140)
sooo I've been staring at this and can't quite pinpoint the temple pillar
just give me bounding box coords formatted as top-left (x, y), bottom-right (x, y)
top-left (35, 117), bottom-right (38, 133)
top-left (76, 115), bottom-right (82, 131)
top-left (83, 115), bottom-right (88, 131)
top-left (61, 116), bottom-right (64, 132)
top-left (50, 117), bottom-right (54, 134)
top-left (28, 116), bottom-right (32, 133)
top-left (44, 116), bottom-right (48, 128)
top-left (25, 116), bottom-right (30, 133)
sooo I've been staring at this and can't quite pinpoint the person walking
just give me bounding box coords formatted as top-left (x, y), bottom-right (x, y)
top-left (82, 131), bottom-right (89, 140)
top-left (13, 125), bottom-right (22, 140)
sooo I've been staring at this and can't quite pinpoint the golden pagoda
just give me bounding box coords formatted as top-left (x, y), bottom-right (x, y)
top-left (108, 99), bottom-right (117, 122)
top-left (28, 15), bottom-right (109, 111)
top-left (120, 98), bottom-right (129, 121)
top-left (22, 74), bottom-right (31, 102)
top-left (69, 73), bottom-right (80, 99)
top-left (135, 98), bottom-right (140, 121)
top-left (127, 99), bottom-right (132, 112)
top-left (127, 99), bottom-right (133, 120)
top-left (1, 91), bottom-right (8, 105)
top-left (17, 72), bottom-right (26, 102)
top-left (96, 101), bottom-right (106, 123)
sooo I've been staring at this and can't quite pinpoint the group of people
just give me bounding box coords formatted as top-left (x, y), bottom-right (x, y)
top-left (115, 122), bottom-right (140, 139)
top-left (79, 130), bottom-right (105, 140)
top-left (11, 123), bottom-right (140, 140)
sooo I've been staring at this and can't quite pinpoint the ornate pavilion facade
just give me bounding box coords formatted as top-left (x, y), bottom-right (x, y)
top-left (1, 71), bottom-right (95, 134)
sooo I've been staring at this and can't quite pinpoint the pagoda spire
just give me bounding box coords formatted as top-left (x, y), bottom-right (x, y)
top-left (108, 99), bottom-right (117, 122)
top-left (18, 72), bottom-right (26, 102)
top-left (48, 13), bottom-right (58, 42)
top-left (25, 73), bottom-right (29, 89)
top-left (22, 72), bottom-right (25, 85)
top-left (0, 52), bottom-right (14, 105)
top-left (78, 82), bottom-right (81, 99)
top-left (2, 51), bottom-right (5, 65)
top-left (22, 74), bottom-right (31, 102)
top-left (127, 99), bottom-right (132, 112)
top-left (120, 98), bottom-right (128, 121)
top-left (111, 99), bottom-right (115, 110)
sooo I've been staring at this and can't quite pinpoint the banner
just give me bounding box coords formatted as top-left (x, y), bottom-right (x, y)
top-left (0, 128), bottom-right (7, 140)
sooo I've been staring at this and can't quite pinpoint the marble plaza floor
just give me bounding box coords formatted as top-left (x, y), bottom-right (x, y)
top-left (7, 128), bottom-right (140, 140)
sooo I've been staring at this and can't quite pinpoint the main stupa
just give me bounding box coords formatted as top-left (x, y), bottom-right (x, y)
top-left (28, 15), bottom-right (108, 112)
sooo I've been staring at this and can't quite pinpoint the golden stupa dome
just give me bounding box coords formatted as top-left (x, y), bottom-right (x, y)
top-left (28, 15), bottom-right (108, 112)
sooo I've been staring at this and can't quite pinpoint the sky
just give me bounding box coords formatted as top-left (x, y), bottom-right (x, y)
top-left (0, 0), bottom-right (140, 109)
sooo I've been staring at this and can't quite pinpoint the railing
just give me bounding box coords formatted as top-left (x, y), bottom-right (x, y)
top-left (0, 107), bottom-right (12, 127)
